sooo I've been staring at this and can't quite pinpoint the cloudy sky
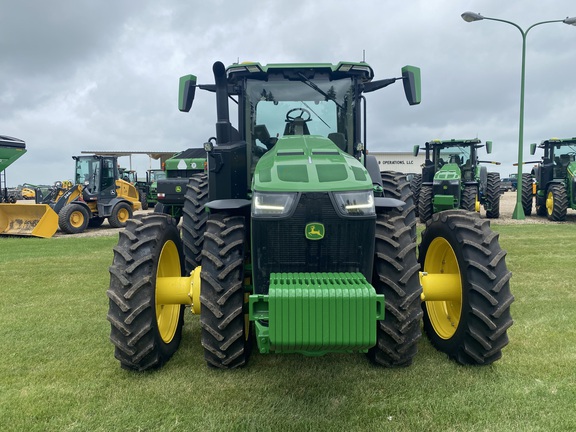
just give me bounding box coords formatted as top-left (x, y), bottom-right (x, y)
top-left (1, 0), bottom-right (575, 186)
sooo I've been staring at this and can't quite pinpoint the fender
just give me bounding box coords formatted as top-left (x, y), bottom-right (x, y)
top-left (98, 197), bottom-right (134, 218)
top-left (375, 197), bottom-right (406, 211)
top-left (205, 199), bottom-right (251, 214)
top-left (365, 155), bottom-right (383, 187)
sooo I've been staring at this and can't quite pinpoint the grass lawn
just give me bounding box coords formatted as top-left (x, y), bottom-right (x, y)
top-left (1, 224), bottom-right (575, 431)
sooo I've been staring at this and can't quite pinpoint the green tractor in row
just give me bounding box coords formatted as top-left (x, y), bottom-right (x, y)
top-left (524, 137), bottom-right (576, 221)
top-left (412, 138), bottom-right (501, 223)
top-left (107, 60), bottom-right (513, 371)
top-left (154, 148), bottom-right (207, 223)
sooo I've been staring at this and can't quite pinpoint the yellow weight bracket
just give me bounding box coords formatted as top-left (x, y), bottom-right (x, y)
top-left (155, 266), bottom-right (202, 314)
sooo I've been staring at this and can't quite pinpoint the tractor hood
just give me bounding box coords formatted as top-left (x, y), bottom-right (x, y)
top-left (433, 164), bottom-right (461, 182)
top-left (568, 161), bottom-right (576, 179)
top-left (253, 136), bottom-right (372, 192)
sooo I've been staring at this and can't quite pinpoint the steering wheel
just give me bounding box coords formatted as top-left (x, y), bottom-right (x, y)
top-left (286, 107), bottom-right (311, 122)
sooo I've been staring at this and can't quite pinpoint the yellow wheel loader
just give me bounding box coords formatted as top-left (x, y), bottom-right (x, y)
top-left (0, 155), bottom-right (141, 238)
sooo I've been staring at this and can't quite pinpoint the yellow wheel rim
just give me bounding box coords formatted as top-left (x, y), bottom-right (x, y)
top-left (424, 237), bottom-right (462, 339)
top-left (117, 207), bottom-right (130, 223)
top-left (546, 191), bottom-right (554, 216)
top-left (155, 240), bottom-right (181, 343)
top-left (70, 210), bottom-right (84, 228)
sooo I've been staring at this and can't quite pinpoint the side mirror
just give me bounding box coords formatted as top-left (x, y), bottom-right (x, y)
top-left (485, 140), bottom-right (492, 154)
top-left (401, 65), bottom-right (421, 106)
top-left (178, 74), bottom-right (197, 112)
top-left (413, 145), bottom-right (420, 157)
top-left (530, 143), bottom-right (537, 155)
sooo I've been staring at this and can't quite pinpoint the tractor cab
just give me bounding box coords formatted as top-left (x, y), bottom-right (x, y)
top-left (179, 62), bottom-right (421, 203)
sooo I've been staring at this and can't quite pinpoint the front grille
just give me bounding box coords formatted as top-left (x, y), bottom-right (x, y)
top-left (252, 192), bottom-right (375, 294)
top-left (433, 181), bottom-right (460, 204)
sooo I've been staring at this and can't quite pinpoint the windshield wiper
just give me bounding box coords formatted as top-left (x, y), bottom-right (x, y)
top-left (297, 72), bottom-right (344, 110)
top-left (300, 101), bottom-right (330, 128)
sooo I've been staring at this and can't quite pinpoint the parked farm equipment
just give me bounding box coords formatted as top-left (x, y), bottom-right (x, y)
top-left (107, 61), bottom-right (513, 371)
top-left (0, 155), bottom-right (141, 237)
top-left (413, 138), bottom-right (501, 222)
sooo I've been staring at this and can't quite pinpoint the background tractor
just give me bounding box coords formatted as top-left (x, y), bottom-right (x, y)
top-left (154, 148), bottom-right (206, 223)
top-left (107, 60), bottom-right (513, 371)
top-left (0, 155), bottom-right (141, 238)
top-left (133, 168), bottom-right (166, 210)
top-left (413, 138), bottom-right (501, 222)
top-left (525, 137), bottom-right (576, 221)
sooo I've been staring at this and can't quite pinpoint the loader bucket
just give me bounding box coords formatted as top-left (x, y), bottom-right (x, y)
top-left (0, 204), bottom-right (59, 238)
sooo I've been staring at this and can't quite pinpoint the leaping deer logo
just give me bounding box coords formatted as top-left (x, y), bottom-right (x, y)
top-left (305, 223), bottom-right (324, 240)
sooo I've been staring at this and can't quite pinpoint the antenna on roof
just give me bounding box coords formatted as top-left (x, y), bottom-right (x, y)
top-left (362, 50), bottom-right (366, 62)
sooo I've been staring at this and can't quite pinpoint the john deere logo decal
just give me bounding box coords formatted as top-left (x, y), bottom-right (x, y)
top-left (305, 223), bottom-right (325, 240)
top-left (175, 186), bottom-right (182, 193)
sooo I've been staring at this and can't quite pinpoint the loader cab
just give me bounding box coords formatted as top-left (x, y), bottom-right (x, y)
top-left (73, 156), bottom-right (118, 200)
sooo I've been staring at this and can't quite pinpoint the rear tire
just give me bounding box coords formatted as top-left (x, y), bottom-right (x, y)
top-left (109, 202), bottom-right (132, 228)
top-left (367, 208), bottom-right (422, 367)
top-left (485, 172), bottom-right (500, 218)
top-left (58, 203), bottom-right (89, 234)
top-left (419, 210), bottom-right (514, 365)
top-left (182, 174), bottom-right (209, 275)
top-left (87, 216), bottom-right (105, 228)
top-left (107, 214), bottom-right (184, 371)
top-left (200, 213), bottom-right (251, 368)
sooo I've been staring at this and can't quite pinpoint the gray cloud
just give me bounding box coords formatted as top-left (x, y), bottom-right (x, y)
top-left (1, 0), bottom-right (575, 185)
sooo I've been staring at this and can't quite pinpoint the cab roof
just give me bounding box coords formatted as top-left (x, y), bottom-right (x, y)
top-left (226, 61), bottom-right (375, 82)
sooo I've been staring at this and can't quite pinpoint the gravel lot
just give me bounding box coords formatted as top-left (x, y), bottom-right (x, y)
top-left (12, 190), bottom-right (574, 240)
top-left (481, 190), bottom-right (576, 225)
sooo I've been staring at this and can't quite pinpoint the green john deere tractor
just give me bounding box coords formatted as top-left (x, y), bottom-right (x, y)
top-left (154, 148), bottom-right (207, 223)
top-left (413, 138), bottom-right (501, 223)
top-left (107, 61), bottom-right (513, 371)
top-left (525, 137), bottom-right (576, 221)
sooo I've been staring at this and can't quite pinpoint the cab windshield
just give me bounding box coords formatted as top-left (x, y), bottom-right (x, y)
top-left (434, 145), bottom-right (472, 169)
top-left (245, 77), bottom-right (355, 151)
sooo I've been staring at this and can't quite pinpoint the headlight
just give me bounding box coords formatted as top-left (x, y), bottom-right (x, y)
top-left (252, 192), bottom-right (298, 217)
top-left (332, 190), bottom-right (375, 216)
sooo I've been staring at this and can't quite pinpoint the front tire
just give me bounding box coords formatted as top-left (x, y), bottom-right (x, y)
top-left (367, 208), bottom-right (422, 367)
top-left (200, 213), bottom-right (251, 368)
top-left (419, 210), bottom-right (514, 365)
top-left (418, 185), bottom-right (433, 223)
top-left (546, 183), bottom-right (567, 221)
top-left (522, 174), bottom-right (534, 216)
top-left (381, 171), bottom-right (416, 241)
top-left (410, 174), bottom-right (422, 217)
top-left (460, 185), bottom-right (477, 212)
top-left (107, 214), bottom-right (184, 371)
top-left (485, 172), bottom-right (501, 218)
top-left (182, 174), bottom-right (209, 275)
top-left (58, 203), bottom-right (89, 234)
top-left (139, 189), bottom-right (149, 210)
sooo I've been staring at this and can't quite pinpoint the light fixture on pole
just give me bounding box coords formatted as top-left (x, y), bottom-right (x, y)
top-left (461, 11), bottom-right (576, 220)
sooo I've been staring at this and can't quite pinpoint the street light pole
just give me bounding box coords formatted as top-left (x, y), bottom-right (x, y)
top-left (461, 12), bottom-right (576, 220)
